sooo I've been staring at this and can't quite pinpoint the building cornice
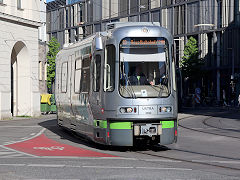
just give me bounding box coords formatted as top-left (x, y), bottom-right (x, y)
top-left (0, 12), bottom-right (42, 28)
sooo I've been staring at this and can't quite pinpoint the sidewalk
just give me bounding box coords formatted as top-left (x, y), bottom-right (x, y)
top-left (178, 113), bottom-right (194, 120)
top-left (0, 114), bottom-right (56, 122)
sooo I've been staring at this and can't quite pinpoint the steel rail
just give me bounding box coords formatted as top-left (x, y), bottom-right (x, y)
top-left (179, 113), bottom-right (240, 139)
top-left (135, 150), bottom-right (240, 171)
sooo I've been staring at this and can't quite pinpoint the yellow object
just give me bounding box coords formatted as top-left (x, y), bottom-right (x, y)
top-left (41, 94), bottom-right (52, 105)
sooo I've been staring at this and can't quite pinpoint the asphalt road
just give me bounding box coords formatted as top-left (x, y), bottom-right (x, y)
top-left (0, 108), bottom-right (239, 180)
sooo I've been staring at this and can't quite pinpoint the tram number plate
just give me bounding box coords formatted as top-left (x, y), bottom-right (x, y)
top-left (140, 124), bottom-right (158, 136)
top-left (139, 105), bottom-right (157, 115)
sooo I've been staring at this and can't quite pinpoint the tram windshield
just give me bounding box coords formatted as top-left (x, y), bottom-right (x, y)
top-left (119, 37), bottom-right (170, 98)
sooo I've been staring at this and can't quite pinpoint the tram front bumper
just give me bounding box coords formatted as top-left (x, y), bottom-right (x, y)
top-left (133, 124), bottom-right (162, 136)
top-left (108, 120), bottom-right (177, 146)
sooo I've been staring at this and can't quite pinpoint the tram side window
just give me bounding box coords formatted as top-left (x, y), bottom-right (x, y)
top-left (93, 55), bottom-right (101, 92)
top-left (81, 56), bottom-right (90, 93)
top-left (172, 45), bottom-right (176, 91)
top-left (74, 59), bottom-right (81, 93)
top-left (61, 62), bottom-right (68, 93)
top-left (104, 45), bottom-right (115, 92)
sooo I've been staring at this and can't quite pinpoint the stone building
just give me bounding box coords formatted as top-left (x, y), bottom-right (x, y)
top-left (0, 0), bottom-right (42, 119)
top-left (39, 0), bottom-right (48, 94)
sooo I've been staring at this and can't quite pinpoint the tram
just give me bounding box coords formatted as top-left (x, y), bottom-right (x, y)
top-left (55, 22), bottom-right (178, 146)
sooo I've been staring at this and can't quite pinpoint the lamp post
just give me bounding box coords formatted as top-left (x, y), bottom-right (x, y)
top-left (227, 48), bottom-right (235, 83)
top-left (228, 48), bottom-right (235, 105)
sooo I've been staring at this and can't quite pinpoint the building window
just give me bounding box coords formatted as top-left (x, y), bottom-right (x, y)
top-left (39, 61), bottom-right (43, 81)
top-left (140, 13), bottom-right (149, 22)
top-left (17, 0), bottom-right (21, 9)
top-left (44, 63), bottom-right (47, 81)
top-left (152, 11), bottom-right (160, 22)
top-left (119, 0), bottom-right (129, 16)
top-left (139, 0), bottom-right (149, 12)
top-left (129, 15), bottom-right (138, 22)
top-left (130, 0), bottom-right (138, 14)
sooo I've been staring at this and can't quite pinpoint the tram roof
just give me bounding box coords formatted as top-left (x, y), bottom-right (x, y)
top-left (60, 22), bottom-right (171, 52)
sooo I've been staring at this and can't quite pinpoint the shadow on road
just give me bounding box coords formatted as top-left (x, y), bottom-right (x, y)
top-left (181, 107), bottom-right (240, 120)
top-left (38, 119), bottom-right (170, 153)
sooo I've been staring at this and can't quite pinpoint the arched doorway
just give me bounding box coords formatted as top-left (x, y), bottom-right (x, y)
top-left (11, 41), bottom-right (31, 116)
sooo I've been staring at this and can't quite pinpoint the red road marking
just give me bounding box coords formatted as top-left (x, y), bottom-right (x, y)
top-left (5, 134), bottom-right (115, 157)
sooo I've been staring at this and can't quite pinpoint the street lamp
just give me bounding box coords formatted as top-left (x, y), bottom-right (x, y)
top-left (227, 47), bottom-right (235, 82)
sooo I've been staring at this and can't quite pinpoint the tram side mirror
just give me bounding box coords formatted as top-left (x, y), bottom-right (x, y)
top-left (95, 36), bottom-right (103, 51)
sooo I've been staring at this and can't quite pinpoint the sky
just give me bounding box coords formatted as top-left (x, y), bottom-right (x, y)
top-left (46, 0), bottom-right (55, 3)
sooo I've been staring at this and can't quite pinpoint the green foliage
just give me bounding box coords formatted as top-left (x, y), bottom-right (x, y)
top-left (180, 37), bottom-right (204, 80)
top-left (46, 37), bottom-right (60, 92)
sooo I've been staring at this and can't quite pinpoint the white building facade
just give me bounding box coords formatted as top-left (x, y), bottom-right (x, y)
top-left (39, 0), bottom-right (48, 94)
top-left (0, 0), bottom-right (42, 119)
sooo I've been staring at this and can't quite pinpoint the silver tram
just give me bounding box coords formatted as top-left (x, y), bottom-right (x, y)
top-left (55, 22), bottom-right (178, 146)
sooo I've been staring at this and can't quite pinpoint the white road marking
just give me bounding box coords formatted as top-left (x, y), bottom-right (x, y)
top-left (3, 141), bottom-right (16, 144)
top-left (20, 137), bottom-right (29, 139)
top-left (2, 128), bottom-right (46, 146)
top-left (0, 152), bottom-right (16, 155)
top-left (0, 145), bottom-right (38, 157)
top-left (192, 160), bottom-right (240, 164)
top-left (191, 128), bottom-right (218, 130)
top-left (143, 159), bottom-right (181, 163)
top-left (33, 146), bottom-right (65, 151)
top-left (2, 154), bottom-right (24, 158)
top-left (0, 163), bottom-right (192, 171)
top-left (0, 129), bottom-right (47, 158)
top-left (136, 167), bottom-right (192, 171)
top-left (30, 133), bottom-right (36, 136)
top-left (38, 156), bottom-right (137, 160)
top-left (191, 127), bottom-right (240, 130)
top-left (100, 157), bottom-right (137, 160)
top-left (0, 164), bottom-right (25, 166)
top-left (27, 164), bottom-right (65, 168)
top-left (82, 166), bottom-right (134, 169)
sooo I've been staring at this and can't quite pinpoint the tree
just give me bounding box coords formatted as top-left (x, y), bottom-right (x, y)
top-left (46, 37), bottom-right (60, 93)
top-left (180, 36), bottom-right (204, 80)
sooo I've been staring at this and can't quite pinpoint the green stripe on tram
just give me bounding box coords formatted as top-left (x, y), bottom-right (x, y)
top-left (94, 120), bottom-right (107, 128)
top-left (110, 122), bottom-right (133, 130)
top-left (160, 121), bottom-right (174, 129)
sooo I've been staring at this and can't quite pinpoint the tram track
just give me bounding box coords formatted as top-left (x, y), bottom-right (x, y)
top-left (144, 113), bottom-right (240, 171)
top-left (134, 150), bottom-right (240, 171)
top-left (203, 118), bottom-right (240, 133)
top-left (178, 114), bottom-right (240, 139)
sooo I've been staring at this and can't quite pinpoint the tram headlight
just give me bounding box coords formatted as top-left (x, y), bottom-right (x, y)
top-left (119, 107), bottom-right (133, 113)
top-left (119, 108), bottom-right (126, 113)
top-left (159, 106), bottom-right (172, 113)
top-left (126, 107), bottom-right (133, 113)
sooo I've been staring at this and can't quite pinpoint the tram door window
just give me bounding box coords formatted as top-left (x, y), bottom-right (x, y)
top-left (61, 62), bottom-right (68, 93)
top-left (93, 55), bottom-right (101, 92)
top-left (74, 59), bottom-right (81, 93)
top-left (81, 56), bottom-right (91, 93)
top-left (104, 45), bottom-right (115, 92)
top-left (172, 45), bottom-right (177, 91)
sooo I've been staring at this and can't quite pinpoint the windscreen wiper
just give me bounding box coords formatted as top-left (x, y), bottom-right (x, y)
top-left (123, 73), bottom-right (136, 99)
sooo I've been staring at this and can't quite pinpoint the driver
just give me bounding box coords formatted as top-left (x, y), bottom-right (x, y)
top-left (129, 65), bottom-right (153, 85)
